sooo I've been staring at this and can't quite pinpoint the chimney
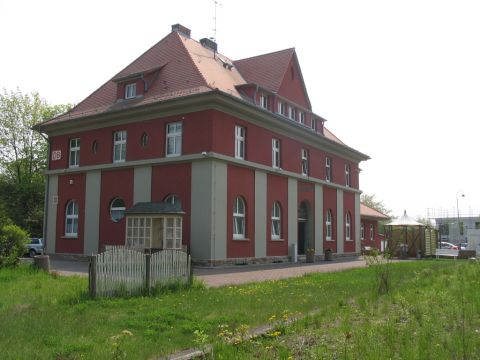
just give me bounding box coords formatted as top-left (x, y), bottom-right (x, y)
top-left (171, 24), bottom-right (191, 38)
top-left (200, 38), bottom-right (218, 52)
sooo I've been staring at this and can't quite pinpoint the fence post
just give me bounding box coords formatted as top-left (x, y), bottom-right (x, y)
top-left (89, 255), bottom-right (97, 298)
top-left (188, 254), bottom-right (193, 286)
top-left (145, 253), bottom-right (151, 295)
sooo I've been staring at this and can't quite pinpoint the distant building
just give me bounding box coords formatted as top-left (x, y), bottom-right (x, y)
top-left (360, 203), bottom-right (390, 251)
top-left (434, 216), bottom-right (480, 243)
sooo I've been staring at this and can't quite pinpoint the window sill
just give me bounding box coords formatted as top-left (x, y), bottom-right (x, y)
top-left (113, 159), bottom-right (126, 164)
top-left (271, 238), bottom-right (284, 242)
top-left (326, 239), bottom-right (335, 242)
top-left (346, 239), bottom-right (353, 242)
top-left (62, 235), bottom-right (78, 239)
top-left (233, 237), bottom-right (250, 241)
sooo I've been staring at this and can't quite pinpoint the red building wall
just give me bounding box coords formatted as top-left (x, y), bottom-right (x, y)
top-left (151, 163), bottom-right (192, 247)
top-left (55, 173), bottom-right (86, 254)
top-left (266, 174), bottom-right (288, 256)
top-left (277, 57), bottom-right (310, 109)
top-left (343, 191), bottom-right (356, 253)
top-left (99, 168), bottom-right (134, 250)
top-left (227, 165), bottom-right (255, 258)
top-left (323, 186), bottom-right (337, 252)
top-left (361, 219), bottom-right (382, 250)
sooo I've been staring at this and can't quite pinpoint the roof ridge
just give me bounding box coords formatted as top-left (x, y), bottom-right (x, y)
top-left (234, 47), bottom-right (295, 63)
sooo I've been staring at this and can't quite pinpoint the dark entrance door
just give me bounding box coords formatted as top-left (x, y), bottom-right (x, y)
top-left (298, 220), bottom-right (306, 254)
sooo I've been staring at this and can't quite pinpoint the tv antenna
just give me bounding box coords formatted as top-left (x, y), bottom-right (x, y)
top-left (211, 0), bottom-right (222, 57)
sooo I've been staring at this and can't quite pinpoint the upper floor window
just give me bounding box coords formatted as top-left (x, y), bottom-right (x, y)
top-left (125, 83), bottom-right (136, 99)
top-left (277, 101), bottom-right (286, 116)
top-left (65, 200), bottom-right (78, 237)
top-left (370, 224), bottom-right (374, 240)
top-left (272, 138), bottom-right (281, 169)
top-left (361, 223), bottom-right (365, 240)
top-left (345, 212), bottom-right (352, 241)
top-left (311, 117), bottom-right (317, 131)
top-left (326, 209), bottom-right (333, 241)
top-left (345, 164), bottom-right (351, 187)
top-left (301, 149), bottom-right (308, 176)
top-left (110, 197), bottom-right (126, 222)
top-left (164, 194), bottom-right (180, 205)
top-left (289, 106), bottom-right (296, 120)
top-left (166, 122), bottom-right (182, 156)
top-left (141, 132), bottom-right (148, 148)
top-left (113, 130), bottom-right (127, 163)
top-left (233, 197), bottom-right (246, 239)
top-left (271, 201), bottom-right (281, 240)
top-left (299, 112), bottom-right (305, 125)
top-left (69, 138), bottom-right (80, 168)
top-left (259, 95), bottom-right (268, 109)
top-left (235, 125), bottom-right (245, 159)
top-left (325, 157), bottom-right (332, 182)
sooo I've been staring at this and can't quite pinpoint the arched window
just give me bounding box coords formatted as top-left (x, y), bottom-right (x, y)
top-left (326, 209), bottom-right (333, 241)
top-left (271, 201), bottom-right (281, 240)
top-left (141, 132), bottom-right (149, 147)
top-left (233, 197), bottom-right (246, 239)
top-left (65, 200), bottom-right (79, 237)
top-left (110, 197), bottom-right (126, 222)
top-left (164, 194), bottom-right (180, 205)
top-left (361, 223), bottom-right (365, 240)
top-left (370, 224), bottom-right (374, 240)
top-left (345, 212), bottom-right (351, 240)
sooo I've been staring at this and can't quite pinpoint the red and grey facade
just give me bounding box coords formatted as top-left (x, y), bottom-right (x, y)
top-left (37, 24), bottom-right (369, 264)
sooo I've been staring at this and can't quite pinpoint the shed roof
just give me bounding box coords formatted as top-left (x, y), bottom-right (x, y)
top-left (125, 202), bottom-right (185, 215)
top-left (360, 203), bottom-right (390, 220)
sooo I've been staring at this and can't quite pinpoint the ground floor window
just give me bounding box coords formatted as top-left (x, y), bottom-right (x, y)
top-left (126, 216), bottom-right (182, 250)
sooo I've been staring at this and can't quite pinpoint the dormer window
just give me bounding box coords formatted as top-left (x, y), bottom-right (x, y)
top-left (125, 83), bottom-right (136, 99)
top-left (289, 107), bottom-right (296, 120)
top-left (299, 112), bottom-right (305, 125)
top-left (277, 101), bottom-right (286, 116)
top-left (259, 95), bottom-right (268, 109)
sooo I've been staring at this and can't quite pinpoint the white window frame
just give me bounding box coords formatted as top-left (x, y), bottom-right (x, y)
top-left (299, 111), bottom-right (305, 125)
top-left (272, 138), bottom-right (281, 169)
top-left (361, 223), bottom-right (365, 240)
top-left (110, 197), bottom-right (126, 223)
top-left (326, 209), bottom-right (333, 241)
top-left (271, 201), bottom-right (281, 240)
top-left (301, 149), bottom-right (309, 176)
top-left (166, 122), bottom-right (182, 157)
top-left (235, 125), bottom-right (245, 159)
top-left (345, 164), bottom-right (351, 187)
top-left (345, 212), bottom-right (351, 241)
top-left (233, 197), bottom-right (246, 239)
top-left (277, 101), bottom-right (286, 116)
top-left (311, 117), bottom-right (317, 131)
top-left (126, 216), bottom-right (182, 250)
top-left (370, 224), bottom-right (374, 241)
top-left (259, 94), bottom-right (268, 109)
top-left (326, 157), bottom-right (332, 182)
top-left (69, 138), bottom-right (80, 168)
top-left (65, 200), bottom-right (78, 237)
top-left (289, 106), bottom-right (296, 120)
top-left (125, 83), bottom-right (137, 99)
top-left (113, 130), bottom-right (127, 163)
top-left (165, 217), bottom-right (183, 249)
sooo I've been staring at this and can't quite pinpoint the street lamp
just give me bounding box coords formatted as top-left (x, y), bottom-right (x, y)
top-left (456, 192), bottom-right (465, 243)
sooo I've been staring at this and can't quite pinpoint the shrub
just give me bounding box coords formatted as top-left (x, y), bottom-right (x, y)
top-left (0, 224), bottom-right (29, 268)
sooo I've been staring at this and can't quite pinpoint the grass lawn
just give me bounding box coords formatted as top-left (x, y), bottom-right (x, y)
top-left (0, 260), bottom-right (478, 359)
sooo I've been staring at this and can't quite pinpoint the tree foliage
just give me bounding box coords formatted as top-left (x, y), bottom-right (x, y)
top-left (0, 89), bottom-right (71, 236)
top-left (0, 224), bottom-right (29, 268)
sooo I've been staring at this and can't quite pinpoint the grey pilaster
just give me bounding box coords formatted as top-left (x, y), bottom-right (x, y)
top-left (355, 192), bottom-right (361, 253)
top-left (45, 175), bottom-right (58, 254)
top-left (314, 184), bottom-right (323, 255)
top-left (254, 170), bottom-right (267, 258)
top-left (84, 171), bottom-right (101, 255)
top-left (336, 189), bottom-right (344, 254)
top-left (288, 178), bottom-right (298, 249)
top-left (133, 166), bottom-right (152, 203)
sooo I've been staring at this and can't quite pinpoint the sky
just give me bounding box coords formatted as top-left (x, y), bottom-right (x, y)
top-left (1, 0), bottom-right (479, 221)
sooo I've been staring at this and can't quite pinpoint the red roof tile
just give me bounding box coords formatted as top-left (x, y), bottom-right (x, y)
top-left (360, 203), bottom-right (390, 220)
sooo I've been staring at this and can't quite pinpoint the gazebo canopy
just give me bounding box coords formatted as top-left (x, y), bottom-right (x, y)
top-left (386, 210), bottom-right (423, 227)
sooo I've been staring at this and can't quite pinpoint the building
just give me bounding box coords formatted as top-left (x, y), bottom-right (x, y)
top-left (360, 203), bottom-right (389, 251)
top-left (35, 24), bottom-right (369, 265)
top-left (435, 216), bottom-right (480, 244)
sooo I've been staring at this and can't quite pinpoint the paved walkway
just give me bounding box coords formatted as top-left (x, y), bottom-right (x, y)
top-left (50, 257), bottom-right (368, 287)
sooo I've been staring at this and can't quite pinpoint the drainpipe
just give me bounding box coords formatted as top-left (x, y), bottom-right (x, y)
top-left (39, 131), bottom-right (50, 253)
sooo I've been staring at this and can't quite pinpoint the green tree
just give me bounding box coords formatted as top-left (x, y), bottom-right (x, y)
top-left (0, 89), bottom-right (71, 236)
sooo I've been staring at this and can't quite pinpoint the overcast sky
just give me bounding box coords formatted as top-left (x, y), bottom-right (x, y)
top-left (1, 0), bottom-right (479, 220)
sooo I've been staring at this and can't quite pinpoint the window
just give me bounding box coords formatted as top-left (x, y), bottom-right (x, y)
top-left (65, 200), bottom-right (78, 237)
top-left (235, 125), bottom-right (245, 159)
top-left (311, 117), bottom-right (317, 131)
top-left (113, 130), bottom-right (127, 162)
top-left (141, 132), bottom-right (148, 148)
top-left (326, 157), bottom-right (332, 182)
top-left (277, 101), bottom-right (286, 116)
top-left (345, 164), bottom-right (351, 187)
top-left (301, 149), bottom-right (309, 176)
top-left (233, 197), bottom-right (246, 239)
top-left (165, 217), bottom-right (182, 249)
top-left (370, 224), bottom-right (374, 241)
top-left (289, 106), bottom-right (296, 120)
top-left (92, 140), bottom-right (98, 154)
top-left (164, 194), bottom-right (180, 205)
top-left (272, 139), bottom-right (281, 168)
top-left (166, 122), bottom-right (182, 156)
top-left (126, 216), bottom-right (182, 250)
top-left (299, 111), bottom-right (305, 125)
top-left (326, 209), bottom-right (333, 241)
top-left (125, 83), bottom-right (136, 99)
top-left (126, 217), bottom-right (151, 249)
top-left (110, 197), bottom-right (126, 222)
top-left (271, 202), bottom-right (281, 240)
top-left (259, 95), bottom-right (268, 109)
top-left (345, 212), bottom-right (351, 241)
top-left (361, 223), bottom-right (365, 240)
top-left (69, 138), bottom-right (80, 168)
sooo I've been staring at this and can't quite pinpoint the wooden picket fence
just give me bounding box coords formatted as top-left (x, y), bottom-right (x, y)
top-left (89, 247), bottom-right (191, 298)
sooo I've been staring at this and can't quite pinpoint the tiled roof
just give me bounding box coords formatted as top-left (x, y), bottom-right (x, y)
top-left (324, 127), bottom-right (345, 145)
top-left (125, 202), bottom-right (185, 215)
top-left (360, 203), bottom-right (390, 220)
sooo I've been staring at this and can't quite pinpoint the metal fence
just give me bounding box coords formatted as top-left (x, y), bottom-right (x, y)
top-left (89, 247), bottom-right (191, 297)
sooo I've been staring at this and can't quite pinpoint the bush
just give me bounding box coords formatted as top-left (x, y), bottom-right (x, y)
top-left (0, 224), bottom-right (29, 268)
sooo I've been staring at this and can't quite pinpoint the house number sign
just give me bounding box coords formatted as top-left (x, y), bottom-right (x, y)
top-left (51, 150), bottom-right (62, 161)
